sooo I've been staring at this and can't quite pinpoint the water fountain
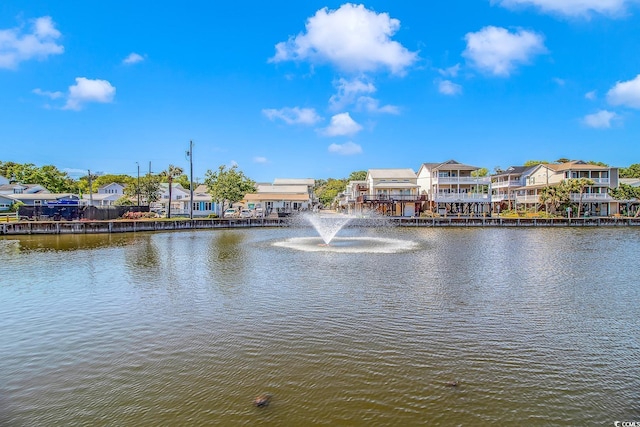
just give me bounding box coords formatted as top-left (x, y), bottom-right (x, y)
top-left (273, 212), bottom-right (420, 253)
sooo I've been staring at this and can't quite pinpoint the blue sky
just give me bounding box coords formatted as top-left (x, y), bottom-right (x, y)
top-left (2, 1), bottom-right (640, 182)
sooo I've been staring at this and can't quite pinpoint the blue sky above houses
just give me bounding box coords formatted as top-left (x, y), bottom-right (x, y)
top-left (1, 1), bottom-right (639, 182)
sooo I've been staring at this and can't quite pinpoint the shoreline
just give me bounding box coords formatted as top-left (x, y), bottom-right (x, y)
top-left (2, 216), bottom-right (640, 235)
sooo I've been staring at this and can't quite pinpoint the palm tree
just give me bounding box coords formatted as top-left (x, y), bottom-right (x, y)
top-left (568, 178), bottom-right (595, 218)
top-left (162, 165), bottom-right (184, 218)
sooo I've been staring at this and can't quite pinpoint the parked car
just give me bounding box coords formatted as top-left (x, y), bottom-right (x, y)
top-left (223, 208), bottom-right (239, 218)
top-left (239, 209), bottom-right (252, 218)
top-left (254, 208), bottom-right (264, 218)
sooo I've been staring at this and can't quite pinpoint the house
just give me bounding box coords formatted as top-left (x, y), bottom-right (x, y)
top-left (191, 184), bottom-right (217, 217)
top-left (358, 168), bottom-right (421, 217)
top-left (490, 165), bottom-right (538, 212)
top-left (243, 178), bottom-right (315, 216)
top-left (492, 161), bottom-right (619, 216)
top-left (0, 194), bottom-right (15, 211)
top-left (0, 182), bottom-right (49, 195)
top-left (150, 183), bottom-right (191, 215)
top-left (417, 160), bottom-right (491, 216)
top-left (83, 182), bottom-right (127, 207)
top-left (338, 180), bottom-right (368, 214)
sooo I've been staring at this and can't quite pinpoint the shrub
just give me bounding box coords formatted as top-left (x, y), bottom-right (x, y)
top-left (121, 211), bottom-right (157, 220)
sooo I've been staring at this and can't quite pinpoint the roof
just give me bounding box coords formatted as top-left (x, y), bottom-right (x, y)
top-left (244, 193), bottom-right (310, 202)
top-left (547, 161), bottom-right (610, 172)
top-left (419, 160), bottom-right (480, 171)
top-left (273, 178), bottom-right (315, 186)
top-left (367, 168), bottom-right (416, 179)
top-left (492, 166), bottom-right (536, 177)
top-left (256, 184), bottom-right (309, 194)
top-left (7, 193), bottom-right (77, 200)
top-left (82, 193), bottom-right (121, 201)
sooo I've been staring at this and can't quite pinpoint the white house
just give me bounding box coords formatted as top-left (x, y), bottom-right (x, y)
top-left (83, 182), bottom-right (127, 207)
top-left (417, 160), bottom-right (491, 216)
top-left (358, 168), bottom-right (421, 217)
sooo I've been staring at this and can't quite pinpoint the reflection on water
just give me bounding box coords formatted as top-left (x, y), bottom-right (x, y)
top-left (1, 227), bottom-right (639, 426)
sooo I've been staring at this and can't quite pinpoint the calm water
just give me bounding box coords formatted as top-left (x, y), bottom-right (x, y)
top-left (1, 226), bottom-right (639, 426)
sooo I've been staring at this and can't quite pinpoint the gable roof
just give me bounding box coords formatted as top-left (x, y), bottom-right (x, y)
top-left (367, 168), bottom-right (416, 179)
top-left (418, 159), bottom-right (480, 172)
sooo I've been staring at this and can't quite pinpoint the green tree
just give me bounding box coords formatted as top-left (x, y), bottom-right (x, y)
top-left (555, 158), bottom-right (571, 164)
top-left (0, 161), bottom-right (77, 192)
top-left (567, 178), bottom-right (595, 217)
top-left (348, 170), bottom-right (367, 181)
top-left (125, 174), bottom-right (161, 206)
top-left (315, 178), bottom-right (347, 206)
top-left (609, 184), bottom-right (640, 217)
top-left (471, 168), bottom-right (488, 177)
top-left (587, 161), bottom-right (608, 167)
top-left (524, 160), bottom-right (548, 167)
top-left (204, 165), bottom-right (256, 213)
top-left (619, 163), bottom-right (640, 178)
top-left (114, 196), bottom-right (134, 206)
top-left (161, 164), bottom-right (184, 218)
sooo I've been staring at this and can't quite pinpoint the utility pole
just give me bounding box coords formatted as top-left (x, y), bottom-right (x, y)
top-left (88, 169), bottom-right (93, 206)
top-left (187, 140), bottom-right (194, 220)
top-left (136, 162), bottom-right (141, 207)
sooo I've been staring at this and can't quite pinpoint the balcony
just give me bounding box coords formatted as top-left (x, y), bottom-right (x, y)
top-left (491, 180), bottom-right (521, 189)
top-left (358, 194), bottom-right (426, 203)
top-left (432, 193), bottom-right (490, 202)
top-left (570, 193), bottom-right (612, 201)
top-left (436, 176), bottom-right (491, 185)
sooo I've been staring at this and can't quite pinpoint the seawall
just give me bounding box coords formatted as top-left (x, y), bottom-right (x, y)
top-left (1, 217), bottom-right (639, 235)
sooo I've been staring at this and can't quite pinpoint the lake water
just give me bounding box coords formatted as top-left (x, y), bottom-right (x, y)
top-left (1, 225), bottom-right (639, 426)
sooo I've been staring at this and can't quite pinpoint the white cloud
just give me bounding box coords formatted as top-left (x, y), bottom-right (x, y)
top-left (123, 52), bottom-right (144, 64)
top-left (438, 64), bottom-right (461, 78)
top-left (328, 141), bottom-right (363, 155)
top-left (262, 107), bottom-right (322, 125)
top-left (0, 16), bottom-right (64, 69)
top-left (355, 96), bottom-right (400, 114)
top-left (323, 112), bottom-right (363, 136)
top-left (32, 88), bottom-right (63, 99)
top-left (585, 90), bottom-right (597, 100)
top-left (583, 110), bottom-right (618, 128)
top-left (493, 0), bottom-right (636, 18)
top-left (270, 3), bottom-right (418, 75)
top-left (463, 26), bottom-right (547, 77)
top-left (607, 74), bottom-right (640, 108)
top-left (553, 77), bottom-right (566, 86)
top-left (63, 77), bottom-right (116, 111)
top-left (329, 77), bottom-right (376, 110)
top-left (328, 77), bottom-right (398, 114)
top-left (253, 156), bottom-right (268, 164)
top-left (437, 79), bottom-right (463, 96)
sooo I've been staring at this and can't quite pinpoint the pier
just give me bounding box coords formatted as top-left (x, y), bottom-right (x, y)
top-left (1, 216), bottom-right (639, 235)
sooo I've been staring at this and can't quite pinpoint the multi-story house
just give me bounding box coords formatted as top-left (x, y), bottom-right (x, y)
top-left (83, 182), bottom-right (127, 206)
top-left (417, 160), bottom-right (491, 216)
top-left (492, 161), bottom-right (619, 216)
top-left (338, 180), bottom-right (368, 214)
top-left (357, 169), bottom-right (421, 217)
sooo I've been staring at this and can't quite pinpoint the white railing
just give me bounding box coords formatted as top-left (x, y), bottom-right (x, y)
top-left (433, 193), bottom-right (490, 202)
top-left (491, 180), bottom-right (521, 188)
top-left (570, 193), bottom-right (612, 201)
top-left (436, 177), bottom-right (491, 185)
top-left (591, 178), bottom-right (610, 185)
